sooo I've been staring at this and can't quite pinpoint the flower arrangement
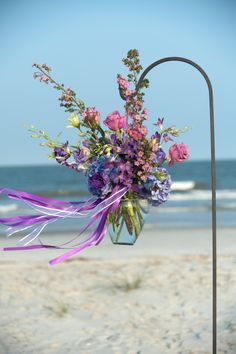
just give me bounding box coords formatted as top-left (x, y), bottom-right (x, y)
top-left (0, 49), bottom-right (189, 264)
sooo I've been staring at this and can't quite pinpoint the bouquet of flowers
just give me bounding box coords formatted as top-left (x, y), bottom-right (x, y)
top-left (0, 49), bottom-right (189, 264)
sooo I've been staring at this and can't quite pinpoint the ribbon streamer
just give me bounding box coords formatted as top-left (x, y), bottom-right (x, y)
top-left (0, 186), bottom-right (128, 264)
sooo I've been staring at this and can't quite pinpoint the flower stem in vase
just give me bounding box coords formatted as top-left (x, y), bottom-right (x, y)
top-left (124, 200), bottom-right (140, 238)
top-left (115, 215), bottom-right (125, 243)
top-left (122, 205), bottom-right (134, 236)
top-left (134, 203), bottom-right (144, 232)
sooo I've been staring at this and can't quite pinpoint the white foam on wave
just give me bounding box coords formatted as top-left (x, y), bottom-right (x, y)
top-left (157, 205), bottom-right (209, 213)
top-left (171, 181), bottom-right (195, 191)
top-left (0, 204), bottom-right (18, 213)
top-left (170, 189), bottom-right (236, 201)
top-left (152, 203), bottom-right (236, 214)
top-left (218, 203), bottom-right (236, 210)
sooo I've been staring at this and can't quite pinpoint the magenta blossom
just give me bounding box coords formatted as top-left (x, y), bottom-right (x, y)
top-left (168, 143), bottom-right (190, 166)
top-left (104, 111), bottom-right (127, 131)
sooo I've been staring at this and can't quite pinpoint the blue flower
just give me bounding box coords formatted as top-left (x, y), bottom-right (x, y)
top-left (141, 167), bottom-right (172, 206)
top-left (87, 157), bottom-right (114, 198)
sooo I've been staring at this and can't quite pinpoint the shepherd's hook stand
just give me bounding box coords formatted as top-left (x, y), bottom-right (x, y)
top-left (120, 57), bottom-right (217, 354)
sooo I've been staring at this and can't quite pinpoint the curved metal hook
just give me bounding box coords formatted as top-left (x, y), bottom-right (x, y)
top-left (120, 56), bottom-right (217, 354)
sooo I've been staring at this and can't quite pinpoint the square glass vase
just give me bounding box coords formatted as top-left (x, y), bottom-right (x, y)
top-left (108, 198), bottom-right (149, 245)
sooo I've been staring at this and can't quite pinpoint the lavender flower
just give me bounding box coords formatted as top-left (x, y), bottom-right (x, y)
top-left (54, 142), bottom-right (70, 165)
top-left (111, 158), bottom-right (134, 188)
top-left (155, 148), bottom-right (166, 164)
top-left (141, 167), bottom-right (172, 206)
top-left (73, 147), bottom-right (89, 164)
top-left (151, 131), bottom-right (161, 143)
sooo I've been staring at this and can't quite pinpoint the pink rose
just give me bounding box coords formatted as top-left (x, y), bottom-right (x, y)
top-left (104, 111), bottom-right (127, 131)
top-left (168, 143), bottom-right (190, 166)
top-left (83, 107), bottom-right (100, 128)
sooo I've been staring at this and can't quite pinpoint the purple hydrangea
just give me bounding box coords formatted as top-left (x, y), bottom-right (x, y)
top-left (110, 158), bottom-right (134, 188)
top-left (87, 157), bottom-right (114, 198)
top-left (141, 167), bottom-right (172, 206)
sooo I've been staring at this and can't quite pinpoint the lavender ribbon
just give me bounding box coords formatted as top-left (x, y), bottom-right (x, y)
top-left (0, 186), bottom-right (128, 264)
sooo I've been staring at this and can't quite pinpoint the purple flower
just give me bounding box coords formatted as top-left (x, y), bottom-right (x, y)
top-left (155, 148), bottom-right (166, 164)
top-left (82, 139), bottom-right (92, 148)
top-left (54, 142), bottom-right (70, 165)
top-left (73, 147), bottom-right (89, 164)
top-left (154, 118), bottom-right (164, 129)
top-left (141, 167), bottom-right (172, 206)
top-left (88, 173), bottom-right (111, 195)
top-left (87, 157), bottom-right (114, 198)
top-left (111, 158), bottom-right (134, 188)
top-left (163, 133), bottom-right (173, 142)
top-left (151, 132), bottom-right (161, 143)
top-left (157, 118), bottom-right (164, 129)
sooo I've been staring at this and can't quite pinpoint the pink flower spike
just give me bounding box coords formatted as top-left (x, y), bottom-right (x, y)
top-left (125, 89), bottom-right (136, 98)
top-left (42, 77), bottom-right (49, 83)
top-left (128, 128), bottom-right (142, 140)
top-left (141, 125), bottom-right (148, 136)
top-left (117, 75), bottom-right (130, 90)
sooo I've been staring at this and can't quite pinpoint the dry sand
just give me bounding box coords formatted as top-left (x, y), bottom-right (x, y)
top-left (0, 227), bottom-right (236, 354)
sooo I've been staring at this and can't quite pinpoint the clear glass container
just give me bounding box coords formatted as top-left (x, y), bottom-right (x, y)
top-left (108, 198), bottom-right (149, 245)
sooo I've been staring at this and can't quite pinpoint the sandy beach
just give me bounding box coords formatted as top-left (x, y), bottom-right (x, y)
top-left (0, 227), bottom-right (236, 354)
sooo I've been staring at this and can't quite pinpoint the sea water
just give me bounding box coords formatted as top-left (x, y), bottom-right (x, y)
top-left (0, 159), bottom-right (235, 232)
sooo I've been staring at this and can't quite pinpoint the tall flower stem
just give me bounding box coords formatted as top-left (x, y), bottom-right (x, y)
top-left (34, 65), bottom-right (85, 113)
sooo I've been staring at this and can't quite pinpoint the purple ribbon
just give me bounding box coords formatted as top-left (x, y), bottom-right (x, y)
top-left (0, 186), bottom-right (128, 264)
top-left (49, 208), bottom-right (110, 265)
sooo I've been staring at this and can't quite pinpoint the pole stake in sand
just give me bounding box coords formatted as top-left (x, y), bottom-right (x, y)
top-left (120, 57), bottom-right (217, 354)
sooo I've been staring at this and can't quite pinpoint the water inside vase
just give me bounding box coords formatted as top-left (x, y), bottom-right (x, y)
top-left (108, 198), bottom-right (149, 245)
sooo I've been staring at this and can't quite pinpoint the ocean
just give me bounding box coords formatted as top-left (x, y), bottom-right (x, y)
top-left (0, 160), bottom-right (235, 232)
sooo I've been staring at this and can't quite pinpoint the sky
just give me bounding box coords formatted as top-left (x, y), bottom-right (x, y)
top-left (0, 0), bottom-right (235, 166)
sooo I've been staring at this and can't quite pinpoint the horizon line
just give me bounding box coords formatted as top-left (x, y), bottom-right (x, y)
top-left (0, 157), bottom-right (235, 168)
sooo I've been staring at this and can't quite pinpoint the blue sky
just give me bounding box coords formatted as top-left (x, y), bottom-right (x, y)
top-left (0, 0), bottom-right (235, 166)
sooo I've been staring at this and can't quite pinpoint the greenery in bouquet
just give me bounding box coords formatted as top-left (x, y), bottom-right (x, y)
top-left (30, 49), bottom-right (190, 240)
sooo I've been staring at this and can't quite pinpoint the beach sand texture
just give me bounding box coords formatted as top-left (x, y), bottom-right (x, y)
top-left (0, 227), bottom-right (236, 354)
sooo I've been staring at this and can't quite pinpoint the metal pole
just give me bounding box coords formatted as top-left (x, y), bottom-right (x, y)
top-left (120, 57), bottom-right (217, 354)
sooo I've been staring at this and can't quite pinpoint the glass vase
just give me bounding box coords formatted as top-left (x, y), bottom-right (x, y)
top-left (108, 198), bottom-right (149, 245)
